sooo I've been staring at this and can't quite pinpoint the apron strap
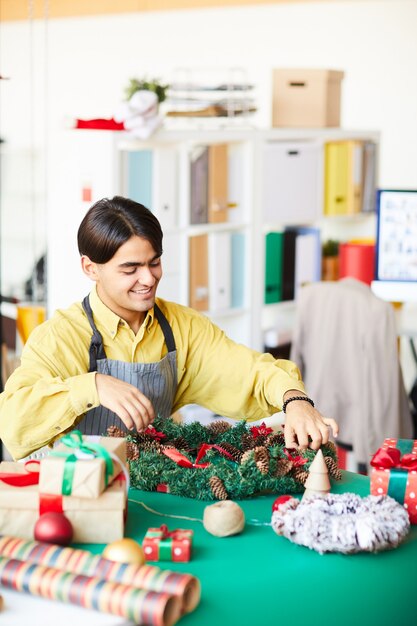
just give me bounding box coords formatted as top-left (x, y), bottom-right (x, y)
top-left (154, 303), bottom-right (176, 353)
top-left (82, 295), bottom-right (107, 373)
top-left (81, 296), bottom-right (176, 372)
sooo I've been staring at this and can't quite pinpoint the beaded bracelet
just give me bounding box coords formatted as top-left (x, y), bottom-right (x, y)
top-left (282, 395), bottom-right (315, 413)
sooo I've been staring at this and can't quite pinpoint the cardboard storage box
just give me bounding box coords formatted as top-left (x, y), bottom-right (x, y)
top-left (272, 68), bottom-right (344, 128)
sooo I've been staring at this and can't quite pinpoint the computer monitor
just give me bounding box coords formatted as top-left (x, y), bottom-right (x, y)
top-left (371, 189), bottom-right (417, 302)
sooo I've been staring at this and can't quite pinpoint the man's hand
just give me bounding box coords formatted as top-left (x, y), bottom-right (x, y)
top-left (283, 394), bottom-right (338, 450)
top-left (95, 373), bottom-right (155, 431)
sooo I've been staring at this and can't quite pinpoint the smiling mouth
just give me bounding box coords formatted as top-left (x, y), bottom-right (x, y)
top-left (130, 288), bottom-right (153, 295)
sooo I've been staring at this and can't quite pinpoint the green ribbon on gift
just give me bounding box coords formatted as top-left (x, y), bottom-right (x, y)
top-left (51, 430), bottom-right (114, 496)
top-left (397, 439), bottom-right (414, 455)
top-left (147, 525), bottom-right (176, 560)
top-left (387, 440), bottom-right (414, 504)
top-left (387, 468), bottom-right (408, 504)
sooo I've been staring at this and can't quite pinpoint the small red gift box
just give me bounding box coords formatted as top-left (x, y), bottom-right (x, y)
top-left (143, 524), bottom-right (193, 562)
top-left (370, 438), bottom-right (417, 524)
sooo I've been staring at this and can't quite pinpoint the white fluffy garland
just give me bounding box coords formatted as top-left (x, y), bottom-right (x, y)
top-left (271, 493), bottom-right (410, 554)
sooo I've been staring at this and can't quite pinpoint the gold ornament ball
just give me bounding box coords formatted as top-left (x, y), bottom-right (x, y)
top-left (102, 538), bottom-right (146, 565)
top-left (203, 500), bottom-right (245, 537)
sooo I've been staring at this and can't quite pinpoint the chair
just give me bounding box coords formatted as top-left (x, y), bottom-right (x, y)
top-left (290, 278), bottom-right (413, 471)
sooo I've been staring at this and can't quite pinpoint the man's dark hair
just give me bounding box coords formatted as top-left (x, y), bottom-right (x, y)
top-left (77, 196), bottom-right (163, 263)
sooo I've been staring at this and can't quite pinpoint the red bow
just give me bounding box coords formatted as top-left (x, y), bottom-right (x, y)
top-left (162, 442), bottom-right (235, 469)
top-left (144, 425), bottom-right (166, 440)
top-left (162, 447), bottom-right (210, 469)
top-left (370, 447), bottom-right (417, 471)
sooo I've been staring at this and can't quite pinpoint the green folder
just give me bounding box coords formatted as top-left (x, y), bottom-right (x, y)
top-left (264, 232), bottom-right (283, 304)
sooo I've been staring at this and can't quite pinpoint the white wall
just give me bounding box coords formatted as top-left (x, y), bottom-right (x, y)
top-left (1, 0), bottom-right (417, 297)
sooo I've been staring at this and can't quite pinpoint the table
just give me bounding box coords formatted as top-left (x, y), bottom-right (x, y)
top-left (2, 471), bottom-right (417, 626)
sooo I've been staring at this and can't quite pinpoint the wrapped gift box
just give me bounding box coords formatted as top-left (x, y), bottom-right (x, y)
top-left (143, 525), bottom-right (193, 562)
top-left (370, 438), bottom-right (417, 524)
top-left (0, 462), bottom-right (126, 543)
top-left (39, 433), bottom-right (126, 499)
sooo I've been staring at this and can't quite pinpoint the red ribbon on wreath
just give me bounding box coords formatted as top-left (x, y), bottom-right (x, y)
top-left (162, 442), bottom-right (235, 469)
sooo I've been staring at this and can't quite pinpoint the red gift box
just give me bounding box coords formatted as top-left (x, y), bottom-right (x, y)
top-left (143, 524), bottom-right (193, 562)
top-left (370, 438), bottom-right (417, 524)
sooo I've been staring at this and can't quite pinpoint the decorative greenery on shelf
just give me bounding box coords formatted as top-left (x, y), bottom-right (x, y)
top-left (107, 416), bottom-right (340, 501)
top-left (322, 239), bottom-right (340, 258)
top-left (124, 77), bottom-right (169, 103)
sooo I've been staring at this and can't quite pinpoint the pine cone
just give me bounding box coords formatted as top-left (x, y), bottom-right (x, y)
top-left (126, 441), bottom-right (140, 461)
top-left (292, 467), bottom-right (309, 485)
top-left (266, 432), bottom-right (285, 447)
top-left (325, 440), bottom-right (337, 455)
top-left (325, 456), bottom-right (342, 480)
top-left (134, 432), bottom-right (159, 446)
top-left (275, 458), bottom-right (293, 476)
top-left (241, 433), bottom-right (256, 451)
top-left (254, 446), bottom-right (269, 474)
top-left (209, 476), bottom-right (228, 500)
top-left (218, 442), bottom-right (243, 463)
top-left (141, 440), bottom-right (162, 453)
top-left (171, 436), bottom-right (190, 451)
top-left (240, 449), bottom-right (254, 465)
top-left (107, 425), bottom-right (126, 438)
top-left (207, 420), bottom-right (232, 435)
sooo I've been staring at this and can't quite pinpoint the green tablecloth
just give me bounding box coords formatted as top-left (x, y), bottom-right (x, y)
top-left (86, 471), bottom-right (417, 626)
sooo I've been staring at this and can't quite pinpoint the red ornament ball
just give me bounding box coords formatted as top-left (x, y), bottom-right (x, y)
top-left (34, 512), bottom-right (73, 546)
top-left (272, 495), bottom-right (293, 512)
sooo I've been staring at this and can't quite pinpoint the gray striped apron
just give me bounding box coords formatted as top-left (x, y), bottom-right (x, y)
top-left (76, 296), bottom-right (177, 436)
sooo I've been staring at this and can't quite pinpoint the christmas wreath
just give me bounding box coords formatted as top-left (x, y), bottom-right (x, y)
top-left (107, 416), bottom-right (341, 501)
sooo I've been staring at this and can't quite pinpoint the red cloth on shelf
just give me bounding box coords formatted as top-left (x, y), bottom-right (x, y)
top-left (75, 118), bottom-right (125, 131)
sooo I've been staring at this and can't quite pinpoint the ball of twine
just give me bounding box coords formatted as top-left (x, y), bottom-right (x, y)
top-left (203, 500), bottom-right (245, 537)
top-left (271, 492), bottom-right (410, 554)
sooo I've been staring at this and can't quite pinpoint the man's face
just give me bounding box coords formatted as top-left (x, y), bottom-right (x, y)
top-left (92, 235), bottom-right (162, 326)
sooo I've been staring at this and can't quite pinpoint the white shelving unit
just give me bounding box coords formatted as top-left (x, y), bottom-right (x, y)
top-left (47, 127), bottom-right (379, 352)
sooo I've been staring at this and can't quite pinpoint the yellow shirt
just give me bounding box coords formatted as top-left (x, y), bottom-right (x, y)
top-left (0, 287), bottom-right (305, 459)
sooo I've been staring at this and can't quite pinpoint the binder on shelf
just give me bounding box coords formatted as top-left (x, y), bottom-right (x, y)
top-left (282, 226), bottom-right (321, 300)
top-left (282, 229), bottom-right (297, 301)
top-left (324, 140), bottom-right (364, 216)
top-left (127, 150), bottom-right (153, 209)
top-left (262, 142), bottom-right (321, 223)
top-left (361, 141), bottom-right (377, 213)
top-left (264, 232), bottom-right (283, 304)
top-left (231, 232), bottom-right (245, 308)
top-left (208, 144), bottom-right (228, 223)
top-left (293, 227), bottom-right (321, 297)
top-left (209, 232), bottom-right (231, 310)
top-left (190, 146), bottom-right (209, 224)
top-left (189, 234), bottom-right (209, 311)
top-left (153, 147), bottom-right (178, 229)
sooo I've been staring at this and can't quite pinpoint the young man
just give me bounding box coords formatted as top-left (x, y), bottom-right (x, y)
top-left (0, 196), bottom-right (338, 459)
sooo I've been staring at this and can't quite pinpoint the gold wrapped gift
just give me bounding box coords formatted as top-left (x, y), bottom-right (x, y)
top-left (0, 462), bottom-right (127, 543)
top-left (39, 432), bottom-right (127, 499)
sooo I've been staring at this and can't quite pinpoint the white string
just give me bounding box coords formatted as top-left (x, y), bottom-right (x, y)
top-left (128, 498), bottom-right (271, 527)
top-left (128, 498), bottom-right (203, 523)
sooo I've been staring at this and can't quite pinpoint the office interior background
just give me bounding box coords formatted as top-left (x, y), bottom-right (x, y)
top-left (1, 0), bottom-right (416, 417)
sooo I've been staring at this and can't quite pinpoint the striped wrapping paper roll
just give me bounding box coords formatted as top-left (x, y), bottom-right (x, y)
top-left (0, 536), bottom-right (200, 613)
top-left (0, 555), bottom-right (181, 626)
